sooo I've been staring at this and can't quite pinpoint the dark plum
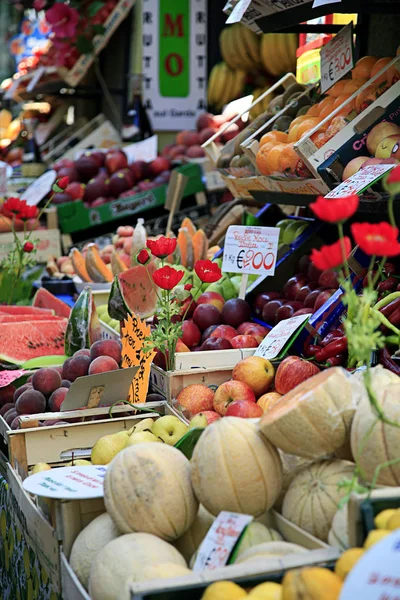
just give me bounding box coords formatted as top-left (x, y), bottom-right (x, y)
top-left (221, 299), bottom-right (251, 328)
top-left (262, 300), bottom-right (285, 324)
top-left (201, 325), bottom-right (219, 343)
top-left (193, 304), bottom-right (221, 332)
top-left (276, 304), bottom-right (295, 323)
top-left (295, 285), bottom-right (312, 303)
top-left (200, 337), bottom-right (233, 351)
top-left (253, 292), bottom-right (280, 317)
top-left (283, 275), bottom-right (307, 301)
top-left (304, 289), bottom-right (321, 309)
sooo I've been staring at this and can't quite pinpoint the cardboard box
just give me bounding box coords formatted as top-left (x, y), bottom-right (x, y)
top-left (222, 173), bottom-right (329, 199)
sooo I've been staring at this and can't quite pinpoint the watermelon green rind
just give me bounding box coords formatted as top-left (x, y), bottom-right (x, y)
top-left (64, 286), bottom-right (102, 356)
top-left (108, 262), bottom-right (158, 321)
top-left (22, 355), bottom-right (69, 369)
top-left (32, 287), bottom-right (71, 319)
top-left (0, 321), bottom-right (67, 364)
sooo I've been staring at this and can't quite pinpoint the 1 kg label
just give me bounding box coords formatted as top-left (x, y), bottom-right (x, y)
top-left (222, 225), bottom-right (280, 276)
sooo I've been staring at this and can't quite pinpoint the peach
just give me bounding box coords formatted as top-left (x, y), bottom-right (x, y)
top-left (186, 145), bottom-right (205, 158)
top-left (88, 356), bottom-right (119, 375)
top-left (176, 384), bottom-right (214, 414)
top-left (176, 339), bottom-right (191, 352)
top-left (210, 325), bottom-right (238, 342)
top-left (197, 291), bottom-right (225, 312)
top-left (342, 156), bottom-right (370, 181)
top-left (62, 355), bottom-right (91, 382)
top-left (32, 368), bottom-right (62, 397)
top-left (213, 380), bottom-right (256, 416)
top-left (0, 384), bottom-right (16, 407)
top-left (48, 387), bottom-right (69, 412)
top-left (90, 339), bottom-right (122, 364)
top-left (366, 122), bottom-right (400, 155)
top-left (181, 131), bottom-right (200, 147)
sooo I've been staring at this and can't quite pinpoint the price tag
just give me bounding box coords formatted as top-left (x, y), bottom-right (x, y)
top-left (20, 170), bottom-right (57, 206)
top-left (226, 0), bottom-right (252, 23)
top-left (121, 313), bottom-right (156, 403)
top-left (205, 170), bottom-right (226, 191)
top-left (325, 164), bottom-right (395, 198)
top-left (340, 530), bottom-right (400, 599)
top-left (193, 511), bottom-right (253, 572)
top-left (123, 135), bottom-right (158, 164)
top-left (320, 23), bottom-right (354, 94)
top-left (0, 369), bottom-right (27, 388)
top-left (23, 466), bottom-right (107, 500)
top-left (255, 314), bottom-right (310, 360)
top-left (222, 225), bottom-right (280, 277)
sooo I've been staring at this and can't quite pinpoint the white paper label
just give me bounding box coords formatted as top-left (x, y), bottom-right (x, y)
top-left (123, 135), bottom-right (158, 164)
top-left (320, 23), bottom-right (354, 93)
top-left (205, 170), bottom-right (226, 191)
top-left (340, 530), bottom-right (400, 599)
top-left (193, 511), bottom-right (253, 572)
top-left (226, 0), bottom-right (252, 23)
top-left (21, 170), bottom-right (57, 206)
top-left (255, 314), bottom-right (310, 359)
top-left (325, 164), bottom-right (395, 198)
top-left (222, 225), bottom-right (280, 277)
top-left (23, 466), bottom-right (107, 499)
top-left (313, 0), bottom-right (341, 7)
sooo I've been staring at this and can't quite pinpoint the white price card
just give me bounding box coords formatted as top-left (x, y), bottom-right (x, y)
top-left (226, 0), bottom-right (252, 23)
top-left (255, 313), bottom-right (311, 360)
top-left (193, 512), bottom-right (253, 572)
top-left (222, 225), bottom-right (280, 277)
top-left (23, 466), bottom-right (107, 500)
top-left (325, 164), bottom-right (395, 198)
top-left (320, 23), bottom-right (354, 94)
top-left (313, 0), bottom-right (341, 7)
top-left (340, 530), bottom-right (400, 599)
top-left (21, 170), bottom-right (57, 206)
top-left (123, 135), bottom-right (158, 164)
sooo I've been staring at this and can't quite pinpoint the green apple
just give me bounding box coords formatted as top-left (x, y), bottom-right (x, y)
top-left (31, 462), bottom-right (51, 474)
top-left (152, 416), bottom-right (188, 445)
top-left (65, 459), bottom-right (92, 466)
top-left (189, 414), bottom-right (208, 430)
top-left (132, 418), bottom-right (154, 434)
top-left (125, 431), bottom-right (161, 445)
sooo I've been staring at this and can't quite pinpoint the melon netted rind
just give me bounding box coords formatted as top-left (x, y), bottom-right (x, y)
top-left (328, 506), bottom-right (349, 550)
top-left (281, 459), bottom-right (355, 542)
top-left (89, 533), bottom-right (186, 600)
top-left (104, 444), bottom-right (198, 541)
top-left (69, 513), bottom-right (120, 590)
top-left (233, 522), bottom-right (283, 562)
top-left (108, 262), bottom-right (158, 321)
top-left (234, 541), bottom-right (308, 565)
top-left (191, 417), bottom-right (283, 517)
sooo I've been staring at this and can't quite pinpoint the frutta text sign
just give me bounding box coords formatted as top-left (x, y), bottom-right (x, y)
top-left (121, 313), bottom-right (155, 403)
top-left (320, 23), bottom-right (354, 94)
top-left (142, 0), bottom-right (207, 131)
top-left (222, 225), bottom-right (280, 276)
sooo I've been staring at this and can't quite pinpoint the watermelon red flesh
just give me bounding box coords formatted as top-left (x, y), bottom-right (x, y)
top-left (32, 287), bottom-right (71, 319)
top-left (0, 315), bottom-right (66, 323)
top-left (108, 262), bottom-right (158, 320)
top-left (0, 320), bottom-right (67, 364)
top-left (0, 306), bottom-right (54, 315)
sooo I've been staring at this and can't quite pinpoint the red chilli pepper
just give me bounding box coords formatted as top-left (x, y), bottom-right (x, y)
top-left (321, 329), bottom-right (344, 347)
top-left (303, 343), bottom-right (321, 358)
top-left (380, 348), bottom-right (400, 376)
top-left (377, 277), bottom-right (398, 293)
top-left (326, 354), bottom-right (346, 367)
top-left (389, 305), bottom-right (400, 327)
top-left (315, 338), bottom-right (348, 362)
top-left (380, 297), bottom-right (400, 319)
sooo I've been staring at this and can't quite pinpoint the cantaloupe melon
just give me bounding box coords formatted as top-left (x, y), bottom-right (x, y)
top-left (174, 504), bottom-right (214, 562)
top-left (69, 513), bottom-right (120, 590)
top-left (89, 533), bottom-right (186, 600)
top-left (104, 444), bottom-right (198, 541)
top-left (177, 228), bottom-right (194, 269)
top-left (85, 244), bottom-right (113, 283)
top-left (191, 417), bottom-right (283, 517)
top-left (275, 451), bottom-right (313, 510)
top-left (328, 506), bottom-right (349, 550)
top-left (234, 541), bottom-right (308, 564)
top-left (181, 217), bottom-right (197, 238)
top-left (192, 229), bottom-right (209, 263)
top-left (233, 522), bottom-right (283, 562)
top-left (136, 563), bottom-right (191, 581)
top-left (351, 378), bottom-right (400, 486)
top-left (260, 367), bottom-right (360, 459)
top-left (282, 459), bottom-right (355, 542)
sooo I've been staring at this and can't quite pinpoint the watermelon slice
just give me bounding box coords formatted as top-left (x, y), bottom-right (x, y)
top-left (0, 305), bottom-right (54, 315)
top-left (33, 288), bottom-right (71, 318)
top-left (108, 262), bottom-right (158, 321)
top-left (64, 286), bottom-right (102, 356)
top-left (0, 315), bottom-right (66, 323)
top-left (0, 320), bottom-right (67, 364)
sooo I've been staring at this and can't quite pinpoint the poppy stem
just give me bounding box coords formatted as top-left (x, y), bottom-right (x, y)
top-left (387, 193), bottom-right (396, 229)
top-left (372, 256), bottom-right (387, 289)
top-left (337, 222), bottom-right (350, 279)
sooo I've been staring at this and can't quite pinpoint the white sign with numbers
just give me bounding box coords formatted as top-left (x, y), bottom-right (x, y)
top-left (222, 225), bottom-right (280, 276)
top-left (320, 23), bottom-right (354, 93)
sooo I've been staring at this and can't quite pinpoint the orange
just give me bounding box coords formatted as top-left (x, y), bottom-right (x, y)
top-left (264, 143), bottom-right (287, 175)
top-left (296, 118), bottom-right (321, 139)
top-left (259, 130), bottom-right (288, 147)
top-left (289, 115), bottom-right (309, 131)
top-left (344, 79), bottom-right (367, 94)
top-left (307, 104), bottom-right (321, 117)
top-left (352, 56), bottom-right (378, 80)
top-left (326, 80), bottom-right (349, 97)
top-left (370, 57), bottom-right (397, 85)
top-left (310, 131), bottom-right (328, 149)
top-left (325, 116), bottom-right (348, 140)
top-left (277, 143), bottom-right (302, 176)
top-left (333, 94), bottom-right (356, 111)
top-left (318, 97), bottom-right (335, 112)
top-left (355, 84), bottom-right (378, 114)
top-left (256, 143), bottom-right (274, 175)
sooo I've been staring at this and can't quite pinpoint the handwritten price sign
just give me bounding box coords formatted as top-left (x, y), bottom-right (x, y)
top-left (222, 225), bottom-right (280, 277)
top-left (320, 23), bottom-right (354, 94)
top-left (121, 313), bottom-right (155, 404)
top-left (255, 314), bottom-right (310, 360)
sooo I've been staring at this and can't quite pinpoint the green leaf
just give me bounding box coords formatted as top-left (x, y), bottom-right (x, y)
top-left (93, 24), bottom-right (106, 35)
top-left (87, 1), bottom-right (105, 17)
top-left (76, 35), bottom-right (94, 55)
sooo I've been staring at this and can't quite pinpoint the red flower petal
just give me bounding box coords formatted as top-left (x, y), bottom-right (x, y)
top-left (194, 260), bottom-right (223, 283)
top-left (147, 236), bottom-right (177, 259)
top-left (311, 237), bottom-right (352, 271)
top-left (152, 266), bottom-right (184, 290)
top-left (310, 195), bottom-right (359, 223)
top-left (351, 222), bottom-right (400, 257)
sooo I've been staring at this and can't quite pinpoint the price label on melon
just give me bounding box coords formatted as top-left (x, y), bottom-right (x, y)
top-left (255, 313), bottom-right (311, 360)
top-left (0, 369), bottom-right (27, 388)
top-left (193, 511), bottom-right (253, 572)
top-left (320, 23), bottom-right (354, 93)
top-left (23, 466), bottom-right (107, 500)
top-left (340, 530), bottom-right (400, 599)
top-left (222, 225), bottom-right (280, 277)
top-left (121, 313), bottom-right (155, 403)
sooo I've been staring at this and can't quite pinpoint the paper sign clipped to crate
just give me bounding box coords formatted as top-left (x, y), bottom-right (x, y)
top-left (193, 511), bottom-right (253, 572)
top-left (121, 313), bottom-right (155, 403)
top-left (222, 225), bottom-right (280, 276)
top-left (23, 465), bottom-right (107, 500)
top-left (320, 23), bottom-right (355, 94)
top-left (255, 314), bottom-right (311, 360)
top-left (325, 164), bottom-right (395, 198)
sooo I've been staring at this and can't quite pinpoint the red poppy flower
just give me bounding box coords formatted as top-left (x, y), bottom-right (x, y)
top-left (310, 195), bottom-right (359, 223)
top-left (184, 283), bottom-right (193, 291)
top-left (311, 237), bottom-right (352, 270)
top-left (351, 222), bottom-right (400, 257)
top-left (52, 176), bottom-right (69, 194)
top-left (19, 205), bottom-right (39, 221)
top-left (45, 3), bottom-right (79, 38)
top-left (2, 197), bottom-right (26, 218)
top-left (384, 164), bottom-right (400, 195)
top-left (152, 266), bottom-right (184, 290)
top-left (23, 241), bottom-right (34, 253)
top-left (146, 236), bottom-right (177, 259)
top-left (194, 260), bottom-right (222, 283)
top-left (137, 248), bottom-right (151, 265)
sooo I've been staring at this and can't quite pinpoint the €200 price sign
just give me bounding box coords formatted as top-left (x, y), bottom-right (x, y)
top-left (222, 225), bottom-right (280, 276)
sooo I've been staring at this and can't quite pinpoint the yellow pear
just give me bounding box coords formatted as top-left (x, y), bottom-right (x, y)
top-left (125, 431), bottom-right (161, 446)
top-left (248, 582), bottom-right (282, 599)
top-left (30, 463), bottom-right (51, 475)
top-left (201, 581), bottom-right (247, 600)
top-left (374, 509), bottom-right (398, 529)
top-left (132, 418), bottom-right (155, 434)
top-left (65, 459), bottom-right (92, 466)
top-left (91, 430), bottom-right (129, 465)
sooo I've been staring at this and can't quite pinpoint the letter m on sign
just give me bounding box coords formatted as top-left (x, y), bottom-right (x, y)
top-left (163, 13), bottom-right (184, 37)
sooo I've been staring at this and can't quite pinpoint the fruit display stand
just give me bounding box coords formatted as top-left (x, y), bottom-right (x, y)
top-left (348, 487), bottom-right (400, 547)
top-left (55, 163), bottom-right (205, 234)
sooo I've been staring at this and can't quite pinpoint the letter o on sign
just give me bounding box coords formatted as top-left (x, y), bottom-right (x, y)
top-left (165, 53), bottom-right (183, 76)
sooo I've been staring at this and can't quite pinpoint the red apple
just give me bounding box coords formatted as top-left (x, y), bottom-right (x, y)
top-left (225, 400), bottom-right (264, 418)
top-left (232, 356), bottom-right (275, 397)
top-left (314, 289), bottom-right (336, 312)
top-left (293, 308), bottom-right (314, 317)
top-left (75, 155), bottom-right (99, 182)
top-left (295, 285), bottom-right (312, 303)
top-left (150, 157), bottom-right (171, 177)
top-left (129, 160), bottom-right (151, 182)
top-left (242, 324), bottom-right (269, 338)
top-left (109, 171), bottom-right (132, 197)
top-left (57, 166), bottom-right (80, 182)
top-left (253, 292), bottom-right (280, 317)
top-left (213, 379), bottom-right (256, 416)
top-left (196, 113), bottom-right (215, 131)
top-left (308, 263), bottom-right (322, 283)
top-left (105, 150), bottom-right (128, 175)
top-left (84, 177), bottom-right (110, 203)
top-left (181, 320), bottom-right (201, 348)
top-left (283, 275), bottom-right (307, 301)
top-left (197, 291), bottom-right (225, 312)
top-left (190, 410), bottom-right (221, 427)
top-left (318, 270), bottom-right (339, 289)
top-left (169, 145), bottom-right (187, 159)
top-left (199, 127), bottom-right (219, 145)
top-left (176, 339), bottom-right (190, 352)
top-left (85, 150), bottom-right (105, 167)
top-left (53, 158), bottom-right (75, 172)
top-left (186, 145), bottom-right (205, 158)
top-left (237, 322), bottom-right (254, 335)
top-left (274, 356), bottom-right (320, 395)
top-left (262, 300), bottom-right (286, 324)
top-left (304, 289), bottom-right (321, 309)
top-left (200, 338), bottom-right (232, 351)
top-left (65, 182), bottom-right (85, 200)
top-left (193, 304), bottom-right (221, 331)
top-left (231, 335), bottom-right (259, 349)
top-left (210, 325), bottom-right (237, 342)
top-left (177, 383), bottom-right (214, 415)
